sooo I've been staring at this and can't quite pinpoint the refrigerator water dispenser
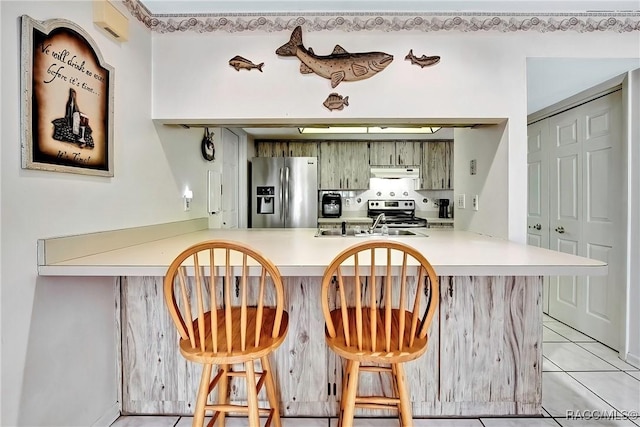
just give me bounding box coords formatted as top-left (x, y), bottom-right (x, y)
top-left (256, 186), bottom-right (275, 214)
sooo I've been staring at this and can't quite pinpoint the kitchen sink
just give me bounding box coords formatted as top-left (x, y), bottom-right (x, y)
top-left (315, 229), bottom-right (422, 237)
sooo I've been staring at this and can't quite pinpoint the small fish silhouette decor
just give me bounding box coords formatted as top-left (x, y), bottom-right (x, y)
top-left (229, 55), bottom-right (264, 72)
top-left (323, 93), bottom-right (349, 111)
top-left (276, 26), bottom-right (393, 88)
top-left (405, 49), bottom-right (441, 68)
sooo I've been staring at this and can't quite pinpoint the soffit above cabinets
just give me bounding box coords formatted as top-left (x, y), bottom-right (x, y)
top-left (157, 118), bottom-right (499, 140)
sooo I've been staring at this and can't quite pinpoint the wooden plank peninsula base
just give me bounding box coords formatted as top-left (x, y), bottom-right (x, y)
top-left (38, 225), bottom-right (605, 417)
top-left (120, 274), bottom-right (542, 417)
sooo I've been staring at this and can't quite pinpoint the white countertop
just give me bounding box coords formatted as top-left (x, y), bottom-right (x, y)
top-left (38, 228), bottom-right (607, 278)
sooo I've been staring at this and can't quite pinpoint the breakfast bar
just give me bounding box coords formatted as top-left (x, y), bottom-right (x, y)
top-left (38, 224), bottom-right (607, 418)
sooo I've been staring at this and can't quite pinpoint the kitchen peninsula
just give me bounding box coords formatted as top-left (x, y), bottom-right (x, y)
top-left (38, 221), bottom-right (606, 417)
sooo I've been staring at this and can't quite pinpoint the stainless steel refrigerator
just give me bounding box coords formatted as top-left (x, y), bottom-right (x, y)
top-left (251, 157), bottom-right (318, 228)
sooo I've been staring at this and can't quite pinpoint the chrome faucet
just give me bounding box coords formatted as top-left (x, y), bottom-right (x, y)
top-left (370, 213), bottom-right (386, 233)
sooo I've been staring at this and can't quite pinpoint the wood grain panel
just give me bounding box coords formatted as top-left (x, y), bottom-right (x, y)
top-left (439, 276), bottom-right (542, 415)
top-left (119, 275), bottom-right (542, 416)
top-left (288, 142), bottom-right (318, 158)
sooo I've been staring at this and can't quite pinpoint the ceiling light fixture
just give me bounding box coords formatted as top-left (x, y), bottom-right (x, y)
top-left (298, 127), bottom-right (367, 134)
top-left (298, 126), bottom-right (441, 134)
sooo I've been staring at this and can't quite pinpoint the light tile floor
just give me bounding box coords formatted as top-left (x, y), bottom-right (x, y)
top-left (112, 314), bottom-right (640, 427)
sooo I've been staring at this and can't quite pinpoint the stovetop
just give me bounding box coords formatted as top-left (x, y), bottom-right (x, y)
top-left (367, 199), bottom-right (428, 228)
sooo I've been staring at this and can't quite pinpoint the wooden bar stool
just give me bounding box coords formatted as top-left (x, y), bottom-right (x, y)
top-left (320, 240), bottom-right (439, 427)
top-left (163, 240), bottom-right (288, 427)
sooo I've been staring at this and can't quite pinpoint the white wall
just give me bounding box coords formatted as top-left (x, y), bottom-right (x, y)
top-left (454, 123), bottom-right (509, 238)
top-left (0, 2), bottom-right (211, 426)
top-left (625, 69), bottom-right (640, 366)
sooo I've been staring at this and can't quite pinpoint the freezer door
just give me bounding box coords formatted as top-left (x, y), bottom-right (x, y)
top-left (251, 157), bottom-right (285, 228)
top-left (285, 157), bottom-right (318, 228)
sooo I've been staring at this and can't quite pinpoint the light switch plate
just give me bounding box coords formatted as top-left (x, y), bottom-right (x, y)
top-left (472, 194), bottom-right (479, 211)
top-left (457, 194), bottom-right (465, 209)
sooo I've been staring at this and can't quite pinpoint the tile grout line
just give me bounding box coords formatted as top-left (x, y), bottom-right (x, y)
top-left (545, 322), bottom-right (631, 424)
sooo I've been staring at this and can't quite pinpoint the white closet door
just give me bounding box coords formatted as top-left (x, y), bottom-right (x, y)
top-left (527, 119), bottom-right (550, 312)
top-left (548, 106), bottom-right (583, 324)
top-left (580, 91), bottom-right (623, 348)
top-left (548, 91), bottom-right (623, 349)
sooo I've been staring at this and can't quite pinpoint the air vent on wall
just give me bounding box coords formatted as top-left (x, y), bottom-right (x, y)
top-left (93, 0), bottom-right (129, 41)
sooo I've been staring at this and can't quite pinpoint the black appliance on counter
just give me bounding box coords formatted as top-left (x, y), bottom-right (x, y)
top-left (367, 200), bottom-right (428, 228)
top-left (438, 198), bottom-right (450, 218)
top-left (322, 193), bottom-right (342, 218)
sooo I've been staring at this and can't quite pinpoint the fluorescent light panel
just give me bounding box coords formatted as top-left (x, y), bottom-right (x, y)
top-left (298, 126), bottom-right (441, 134)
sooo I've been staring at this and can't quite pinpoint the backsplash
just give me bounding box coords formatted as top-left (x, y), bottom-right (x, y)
top-left (319, 178), bottom-right (453, 218)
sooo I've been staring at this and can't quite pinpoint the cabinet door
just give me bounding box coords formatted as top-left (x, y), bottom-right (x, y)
top-left (275, 277), bottom-right (334, 416)
top-left (395, 141), bottom-right (422, 166)
top-left (256, 141), bottom-right (288, 157)
top-left (445, 140), bottom-right (454, 188)
top-left (342, 142), bottom-right (370, 189)
top-left (369, 141), bottom-right (395, 166)
top-left (320, 142), bottom-right (369, 189)
top-left (288, 141), bottom-right (318, 158)
top-left (319, 142), bottom-right (341, 189)
top-left (421, 141), bottom-right (453, 189)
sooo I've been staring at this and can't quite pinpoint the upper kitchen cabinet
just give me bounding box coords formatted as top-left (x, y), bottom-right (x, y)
top-left (369, 141), bottom-right (422, 166)
top-left (256, 141), bottom-right (289, 157)
top-left (319, 141), bottom-right (369, 190)
top-left (256, 141), bottom-right (318, 158)
top-left (421, 140), bottom-right (454, 190)
top-left (287, 141), bottom-right (318, 157)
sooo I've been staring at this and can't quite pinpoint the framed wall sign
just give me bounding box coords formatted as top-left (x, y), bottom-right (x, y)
top-left (21, 15), bottom-right (115, 177)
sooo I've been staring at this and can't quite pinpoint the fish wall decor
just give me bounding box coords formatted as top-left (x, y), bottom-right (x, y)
top-left (229, 55), bottom-right (264, 72)
top-left (323, 93), bottom-right (349, 111)
top-left (276, 26), bottom-right (393, 88)
top-left (405, 50), bottom-right (441, 68)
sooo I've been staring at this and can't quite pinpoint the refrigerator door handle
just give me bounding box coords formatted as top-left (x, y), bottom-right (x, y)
top-left (279, 167), bottom-right (284, 221)
top-left (284, 166), bottom-right (290, 221)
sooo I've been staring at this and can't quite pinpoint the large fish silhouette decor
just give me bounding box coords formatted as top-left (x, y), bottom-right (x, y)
top-left (276, 26), bottom-right (393, 88)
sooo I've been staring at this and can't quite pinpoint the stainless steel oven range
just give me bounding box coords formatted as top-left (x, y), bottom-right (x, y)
top-left (367, 200), bottom-right (428, 228)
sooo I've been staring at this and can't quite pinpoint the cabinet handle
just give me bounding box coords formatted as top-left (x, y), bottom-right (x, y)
top-left (390, 154), bottom-right (393, 164)
top-left (398, 154), bottom-right (401, 165)
top-left (555, 226), bottom-right (565, 234)
top-left (441, 178), bottom-right (444, 188)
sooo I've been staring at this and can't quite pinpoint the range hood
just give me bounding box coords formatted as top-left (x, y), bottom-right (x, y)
top-left (370, 167), bottom-right (420, 179)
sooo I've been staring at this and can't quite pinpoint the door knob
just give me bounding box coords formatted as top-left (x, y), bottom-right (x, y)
top-left (555, 226), bottom-right (565, 234)
top-left (534, 224), bottom-right (541, 230)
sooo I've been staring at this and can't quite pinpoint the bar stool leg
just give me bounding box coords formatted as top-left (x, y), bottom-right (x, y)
top-left (341, 360), bottom-right (360, 427)
top-left (394, 363), bottom-right (412, 426)
top-left (338, 359), bottom-right (352, 427)
top-left (217, 364), bottom-right (229, 427)
top-left (193, 363), bottom-right (213, 427)
top-left (245, 360), bottom-right (261, 427)
top-left (261, 355), bottom-right (282, 427)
